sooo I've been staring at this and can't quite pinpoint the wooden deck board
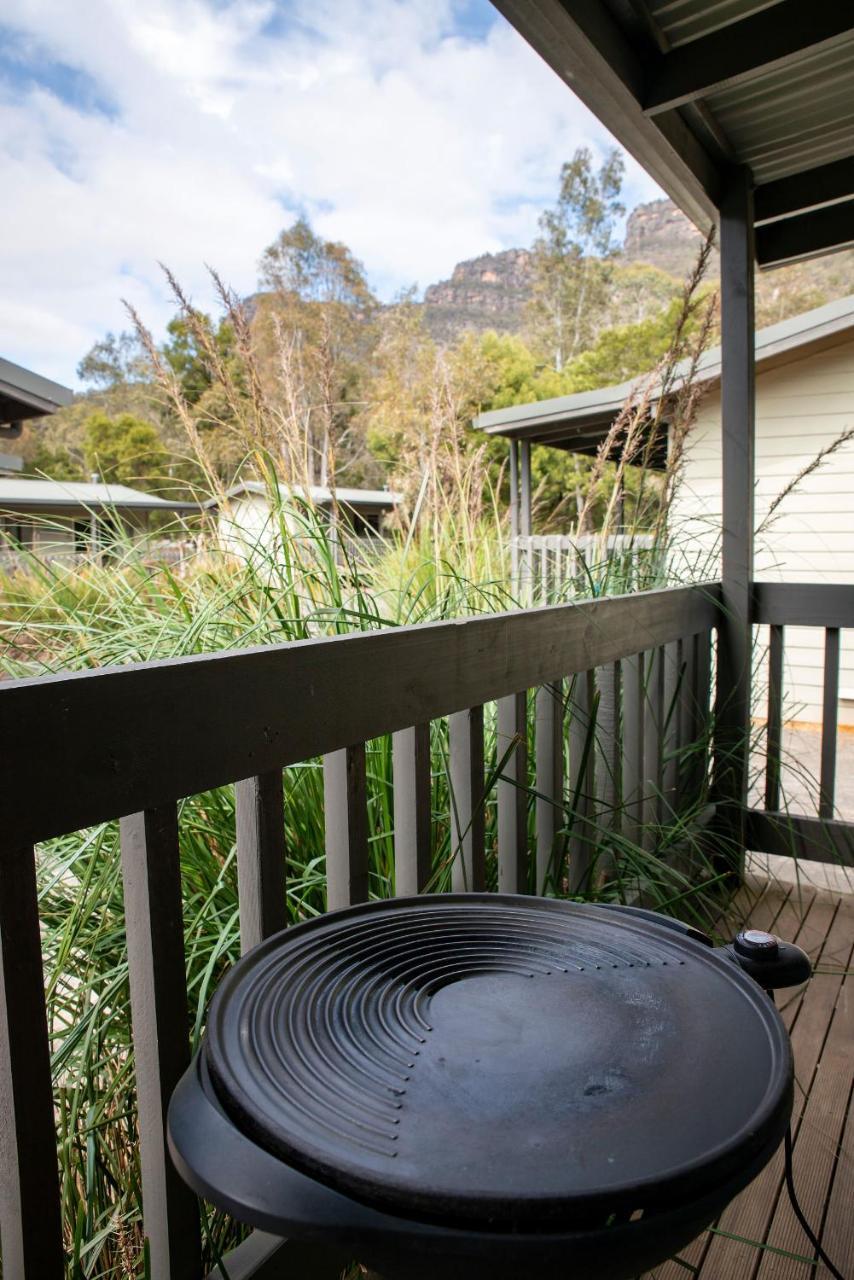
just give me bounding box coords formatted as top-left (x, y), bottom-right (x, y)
top-left (642, 877), bottom-right (853, 1280)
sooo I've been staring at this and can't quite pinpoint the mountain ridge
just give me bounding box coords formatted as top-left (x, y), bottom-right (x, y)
top-left (419, 198), bottom-right (854, 344)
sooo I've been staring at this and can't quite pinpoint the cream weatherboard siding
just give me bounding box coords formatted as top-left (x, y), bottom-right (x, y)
top-left (671, 334), bottom-right (854, 725)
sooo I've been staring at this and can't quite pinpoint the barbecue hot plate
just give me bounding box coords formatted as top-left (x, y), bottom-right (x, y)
top-left (169, 895), bottom-right (796, 1279)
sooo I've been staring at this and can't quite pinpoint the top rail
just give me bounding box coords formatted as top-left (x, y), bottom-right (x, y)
top-left (0, 582), bottom-right (720, 845)
top-left (753, 582), bottom-right (854, 629)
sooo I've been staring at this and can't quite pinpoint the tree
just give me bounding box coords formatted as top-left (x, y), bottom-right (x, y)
top-left (82, 412), bottom-right (169, 491)
top-left (259, 217), bottom-right (375, 314)
top-left (254, 218), bottom-right (378, 486)
top-left (23, 443), bottom-right (85, 482)
top-left (563, 297), bottom-right (697, 391)
top-left (77, 331), bottom-right (147, 390)
top-left (161, 315), bottom-right (236, 406)
top-left (527, 147), bottom-right (625, 371)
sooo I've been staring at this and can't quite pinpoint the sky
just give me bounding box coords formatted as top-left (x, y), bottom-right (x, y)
top-left (0, 0), bottom-right (663, 388)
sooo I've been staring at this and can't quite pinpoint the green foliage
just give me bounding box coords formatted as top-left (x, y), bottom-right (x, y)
top-left (83, 412), bottom-right (170, 491)
top-left (564, 296), bottom-right (696, 391)
top-left (162, 314), bottom-right (236, 406)
top-left (76, 330), bottom-right (147, 389)
top-left (24, 442), bottom-right (86, 481)
top-left (453, 330), bottom-right (567, 412)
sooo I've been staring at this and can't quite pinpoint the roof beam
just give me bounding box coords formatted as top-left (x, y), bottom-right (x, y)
top-left (644, 0), bottom-right (854, 116)
top-left (490, 0), bottom-right (720, 230)
top-left (754, 158), bottom-right (854, 225)
top-left (756, 201), bottom-right (854, 269)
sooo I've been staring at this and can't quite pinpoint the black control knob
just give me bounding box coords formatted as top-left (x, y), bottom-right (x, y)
top-left (734, 929), bottom-right (780, 961)
top-left (726, 929), bottom-right (811, 990)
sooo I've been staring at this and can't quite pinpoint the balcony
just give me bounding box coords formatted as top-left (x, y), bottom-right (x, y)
top-left (3, 0), bottom-right (854, 1276)
top-left (0, 576), bottom-right (852, 1277)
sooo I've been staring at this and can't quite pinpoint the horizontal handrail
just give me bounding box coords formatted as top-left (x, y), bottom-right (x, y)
top-left (753, 582), bottom-right (854, 628)
top-left (0, 582), bottom-right (720, 846)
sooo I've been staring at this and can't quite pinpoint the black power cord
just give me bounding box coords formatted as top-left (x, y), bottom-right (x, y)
top-left (783, 1125), bottom-right (846, 1280)
top-left (761, 988), bottom-right (846, 1280)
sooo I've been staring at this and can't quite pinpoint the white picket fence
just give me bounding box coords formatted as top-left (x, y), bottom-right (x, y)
top-left (513, 533), bottom-right (658, 602)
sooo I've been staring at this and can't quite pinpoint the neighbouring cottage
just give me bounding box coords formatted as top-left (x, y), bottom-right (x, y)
top-left (0, 476), bottom-right (200, 561)
top-left (1, 355), bottom-right (74, 475)
top-left (475, 295), bottom-right (854, 726)
top-left (211, 481), bottom-right (401, 559)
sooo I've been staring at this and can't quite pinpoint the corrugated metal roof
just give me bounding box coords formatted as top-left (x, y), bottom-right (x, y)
top-left (0, 478), bottom-right (199, 511)
top-left (647, 0), bottom-right (783, 48)
top-left (213, 482), bottom-right (401, 508)
top-left (706, 35), bottom-right (854, 183)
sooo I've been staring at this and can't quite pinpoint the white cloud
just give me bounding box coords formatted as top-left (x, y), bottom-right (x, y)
top-left (0, 0), bottom-right (662, 386)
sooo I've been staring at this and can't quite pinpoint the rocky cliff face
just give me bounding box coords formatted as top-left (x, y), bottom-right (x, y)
top-left (419, 203), bottom-right (704, 342)
top-left (622, 198), bottom-right (716, 277)
top-left (419, 199), bottom-right (854, 344)
top-left (422, 248), bottom-right (534, 342)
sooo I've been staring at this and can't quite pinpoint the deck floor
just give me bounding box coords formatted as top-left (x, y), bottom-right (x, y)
top-left (643, 875), bottom-right (854, 1280)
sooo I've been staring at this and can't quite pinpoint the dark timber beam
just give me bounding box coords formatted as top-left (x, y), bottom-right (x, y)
top-left (754, 158), bottom-right (854, 226)
top-left (756, 201), bottom-right (854, 269)
top-left (644, 0), bottom-right (854, 115)
top-left (714, 168), bottom-right (755, 878)
top-left (491, 0), bottom-right (719, 230)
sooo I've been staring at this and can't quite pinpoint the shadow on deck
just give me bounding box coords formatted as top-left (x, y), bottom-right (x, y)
top-left (644, 874), bottom-right (853, 1280)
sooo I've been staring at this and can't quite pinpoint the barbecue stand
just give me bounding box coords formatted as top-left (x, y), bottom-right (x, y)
top-left (169, 895), bottom-right (809, 1280)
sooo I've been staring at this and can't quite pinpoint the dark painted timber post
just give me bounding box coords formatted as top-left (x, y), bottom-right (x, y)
top-left (0, 844), bottom-right (65, 1277)
top-left (519, 440), bottom-right (532, 537)
top-left (714, 166), bottom-right (756, 877)
top-left (509, 440), bottom-right (520, 584)
top-left (519, 440), bottom-right (532, 603)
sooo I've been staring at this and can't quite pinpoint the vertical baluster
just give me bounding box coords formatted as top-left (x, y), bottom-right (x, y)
top-left (643, 647), bottom-right (664, 847)
top-left (692, 627), bottom-right (713, 808)
top-left (677, 635), bottom-right (696, 811)
top-left (393, 725), bottom-right (432, 896)
top-left (536, 682), bottom-right (564, 894)
top-left (568, 545), bottom-right (577, 594)
top-left (519, 538), bottom-right (531, 605)
top-left (324, 746), bottom-right (369, 910)
top-left (235, 772), bottom-right (287, 953)
top-left (662, 642), bottom-right (680, 819)
top-left (539, 541), bottom-right (548, 604)
top-left (765, 625), bottom-right (784, 812)
top-left (449, 707), bottom-right (486, 892)
top-left (0, 842), bottom-right (64, 1278)
top-left (622, 653), bottom-right (645, 846)
top-left (497, 693), bottom-right (528, 894)
top-left (820, 628), bottom-right (840, 820)
top-left (120, 805), bottom-right (201, 1280)
top-left (596, 662), bottom-right (622, 838)
top-left (695, 626), bottom-right (713, 745)
top-left (568, 670), bottom-right (596, 893)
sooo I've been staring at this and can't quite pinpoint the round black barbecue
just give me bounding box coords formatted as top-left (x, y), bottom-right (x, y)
top-left (169, 895), bottom-right (803, 1280)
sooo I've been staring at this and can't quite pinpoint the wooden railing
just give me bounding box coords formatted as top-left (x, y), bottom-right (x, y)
top-left (0, 582), bottom-right (719, 1279)
top-left (747, 582), bottom-right (854, 867)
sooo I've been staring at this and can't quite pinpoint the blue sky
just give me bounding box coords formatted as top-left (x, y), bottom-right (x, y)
top-left (0, 0), bottom-right (662, 387)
